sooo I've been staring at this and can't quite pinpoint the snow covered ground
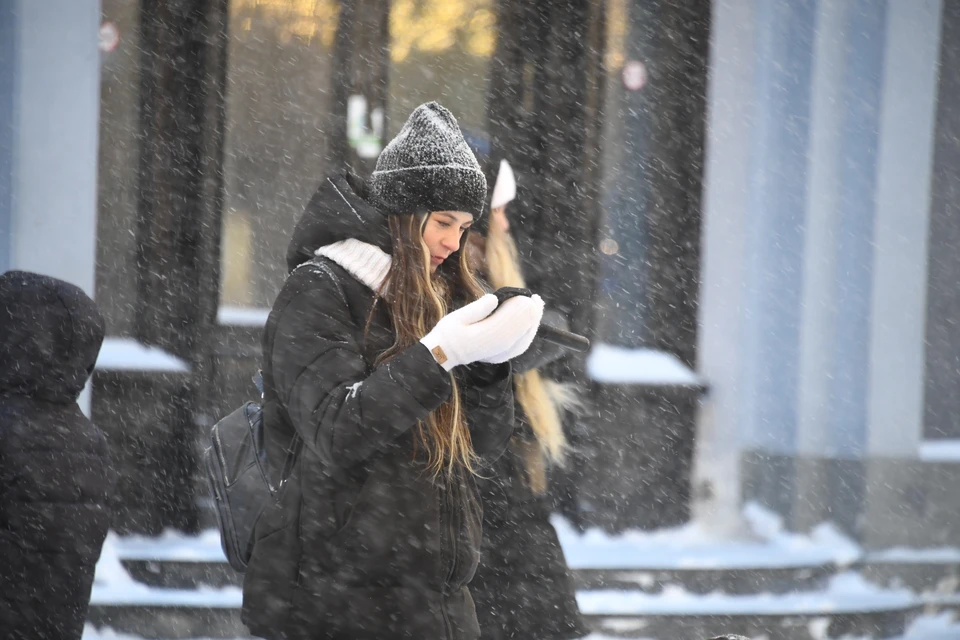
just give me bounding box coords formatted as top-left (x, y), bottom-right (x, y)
top-left (82, 613), bottom-right (960, 640)
top-left (554, 503), bottom-right (861, 570)
top-left (82, 628), bottom-right (642, 640)
top-left (101, 502), bottom-right (864, 571)
top-left (85, 502), bottom-right (960, 639)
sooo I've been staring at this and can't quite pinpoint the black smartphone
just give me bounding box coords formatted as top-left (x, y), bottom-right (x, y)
top-left (493, 286), bottom-right (532, 306)
top-left (538, 325), bottom-right (591, 352)
top-left (492, 287), bottom-right (591, 353)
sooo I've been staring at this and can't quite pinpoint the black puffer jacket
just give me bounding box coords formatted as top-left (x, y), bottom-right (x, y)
top-left (0, 271), bottom-right (116, 640)
top-left (241, 174), bottom-right (515, 640)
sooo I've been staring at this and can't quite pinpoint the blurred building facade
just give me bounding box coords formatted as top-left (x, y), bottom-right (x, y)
top-left (697, 0), bottom-right (960, 548)
top-left (4, 0), bottom-right (960, 549)
top-left (1, 0), bottom-right (517, 533)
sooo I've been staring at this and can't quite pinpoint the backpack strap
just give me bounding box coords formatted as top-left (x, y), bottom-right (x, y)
top-left (261, 259), bottom-right (348, 486)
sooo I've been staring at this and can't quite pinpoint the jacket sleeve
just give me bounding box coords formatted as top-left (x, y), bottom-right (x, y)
top-left (271, 272), bottom-right (453, 468)
top-left (511, 308), bottom-right (571, 374)
top-left (457, 362), bottom-right (514, 459)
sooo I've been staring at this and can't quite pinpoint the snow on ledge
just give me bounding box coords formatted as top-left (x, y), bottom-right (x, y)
top-left (577, 572), bottom-right (916, 616)
top-left (217, 305), bottom-right (270, 327)
top-left (110, 528), bottom-right (227, 562)
top-left (868, 546), bottom-right (960, 563)
top-left (586, 343), bottom-right (700, 386)
top-left (95, 338), bottom-right (190, 373)
top-left (919, 439), bottom-right (960, 462)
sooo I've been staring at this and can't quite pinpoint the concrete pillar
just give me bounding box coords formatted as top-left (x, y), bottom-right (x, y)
top-left (6, 0), bottom-right (101, 295)
top-left (795, 1), bottom-right (850, 462)
top-left (792, 0), bottom-right (889, 535)
top-left (923, 2), bottom-right (960, 442)
top-left (699, 0), bottom-right (946, 546)
top-left (0, 4), bottom-right (14, 272)
top-left (859, 0), bottom-right (943, 548)
top-left (693, 0), bottom-right (760, 537)
top-left (1, 1), bottom-right (102, 413)
top-left (735, 0), bottom-right (818, 520)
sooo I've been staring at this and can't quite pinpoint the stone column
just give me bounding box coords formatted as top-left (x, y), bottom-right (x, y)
top-left (793, 0), bottom-right (890, 535)
top-left (735, 0), bottom-right (818, 521)
top-left (858, 0), bottom-right (943, 548)
top-left (2, 0), bottom-right (102, 413)
top-left (6, 0), bottom-right (101, 293)
top-left (693, 0), bottom-right (760, 537)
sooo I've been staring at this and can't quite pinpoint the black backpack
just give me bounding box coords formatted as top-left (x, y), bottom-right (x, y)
top-left (204, 373), bottom-right (301, 572)
top-left (204, 259), bottom-right (338, 572)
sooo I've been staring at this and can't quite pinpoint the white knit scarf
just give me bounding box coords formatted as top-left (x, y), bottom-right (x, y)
top-left (314, 239), bottom-right (392, 293)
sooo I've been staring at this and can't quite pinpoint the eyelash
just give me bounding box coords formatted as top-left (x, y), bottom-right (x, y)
top-left (437, 221), bottom-right (469, 232)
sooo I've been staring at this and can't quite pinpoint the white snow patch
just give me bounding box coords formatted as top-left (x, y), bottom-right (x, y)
top-left (586, 343), bottom-right (700, 385)
top-left (576, 572), bottom-right (916, 616)
top-left (89, 532), bottom-right (238, 607)
top-left (89, 585), bottom-right (242, 607)
top-left (83, 627), bottom-right (251, 640)
top-left (109, 528), bottom-right (227, 562)
top-left (920, 439), bottom-right (960, 462)
top-left (347, 381), bottom-right (363, 399)
top-left (744, 503), bottom-right (862, 567)
top-left (554, 502), bottom-right (861, 571)
top-left (808, 616), bottom-right (832, 639)
top-left (868, 546), bottom-right (960, 563)
top-left (217, 305), bottom-right (271, 327)
top-left (898, 612), bottom-right (960, 639)
top-left (95, 338), bottom-right (190, 373)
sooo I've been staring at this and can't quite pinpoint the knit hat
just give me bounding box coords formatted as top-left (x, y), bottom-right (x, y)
top-left (368, 102), bottom-right (487, 219)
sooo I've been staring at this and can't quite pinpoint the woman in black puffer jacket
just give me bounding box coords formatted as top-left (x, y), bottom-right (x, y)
top-left (241, 102), bottom-right (545, 640)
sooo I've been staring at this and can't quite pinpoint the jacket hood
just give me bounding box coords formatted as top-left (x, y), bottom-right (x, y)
top-left (0, 271), bottom-right (105, 403)
top-left (285, 172), bottom-right (393, 272)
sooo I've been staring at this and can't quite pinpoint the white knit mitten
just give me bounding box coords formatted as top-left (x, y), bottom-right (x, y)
top-left (477, 294), bottom-right (544, 364)
top-left (420, 295), bottom-right (500, 371)
top-left (420, 294), bottom-right (543, 371)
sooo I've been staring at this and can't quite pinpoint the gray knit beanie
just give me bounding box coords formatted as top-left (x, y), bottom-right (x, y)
top-left (368, 102), bottom-right (487, 219)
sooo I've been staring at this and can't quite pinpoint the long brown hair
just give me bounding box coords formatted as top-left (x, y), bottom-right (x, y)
top-left (372, 214), bottom-right (485, 477)
top-left (484, 214), bottom-right (569, 491)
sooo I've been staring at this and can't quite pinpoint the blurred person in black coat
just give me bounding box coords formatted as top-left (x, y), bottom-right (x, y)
top-left (0, 270), bottom-right (116, 639)
top-left (467, 161), bottom-right (589, 640)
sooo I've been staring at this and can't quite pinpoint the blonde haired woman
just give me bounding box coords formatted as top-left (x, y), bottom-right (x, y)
top-left (241, 104), bottom-right (544, 640)
top-left (468, 161), bottom-right (588, 640)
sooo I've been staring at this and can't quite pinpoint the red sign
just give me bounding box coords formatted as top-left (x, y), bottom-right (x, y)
top-left (99, 22), bottom-right (120, 53)
top-left (622, 60), bottom-right (648, 91)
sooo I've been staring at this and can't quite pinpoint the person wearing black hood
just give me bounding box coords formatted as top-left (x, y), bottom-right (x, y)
top-left (0, 270), bottom-right (116, 640)
top-left (241, 102), bottom-right (545, 640)
top-left (466, 161), bottom-right (588, 640)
